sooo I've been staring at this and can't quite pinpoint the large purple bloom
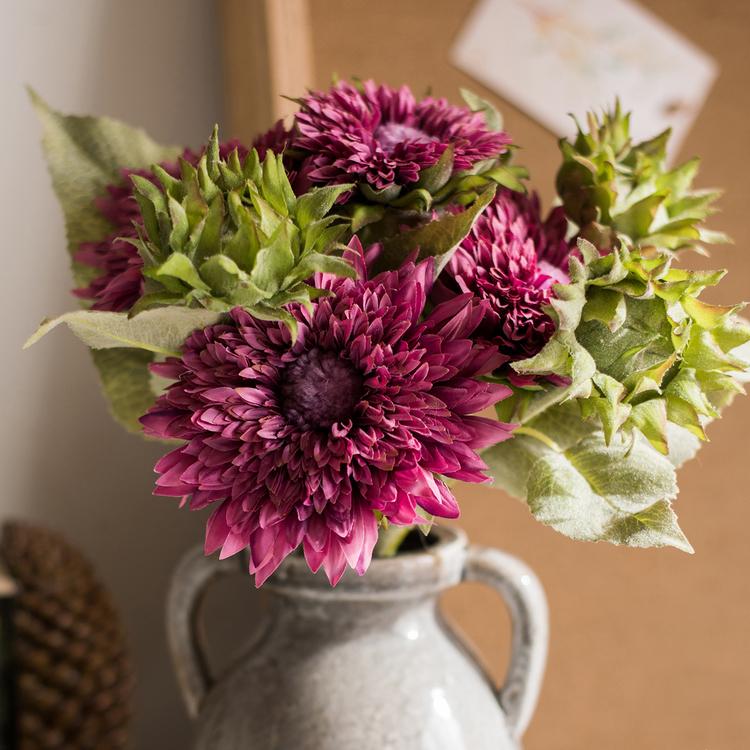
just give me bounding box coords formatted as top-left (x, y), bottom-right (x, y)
top-left (74, 142), bottom-right (246, 312)
top-left (435, 189), bottom-right (572, 371)
top-left (255, 80), bottom-right (510, 195)
top-left (141, 240), bottom-right (514, 586)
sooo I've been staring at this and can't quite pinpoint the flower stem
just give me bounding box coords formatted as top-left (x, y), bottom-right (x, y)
top-left (514, 425), bottom-right (562, 452)
top-left (373, 524), bottom-right (416, 558)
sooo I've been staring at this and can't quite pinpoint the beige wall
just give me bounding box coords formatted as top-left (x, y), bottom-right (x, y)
top-left (304, 1), bottom-right (750, 748)
top-left (4, 1), bottom-right (750, 748)
top-left (2, 1), bottom-right (224, 746)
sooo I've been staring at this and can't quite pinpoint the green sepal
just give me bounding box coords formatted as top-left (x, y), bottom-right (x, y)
top-left (460, 88), bottom-right (503, 131)
top-left (415, 146), bottom-right (455, 193)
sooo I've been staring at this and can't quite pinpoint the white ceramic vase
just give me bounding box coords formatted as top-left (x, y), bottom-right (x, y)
top-left (167, 527), bottom-right (548, 749)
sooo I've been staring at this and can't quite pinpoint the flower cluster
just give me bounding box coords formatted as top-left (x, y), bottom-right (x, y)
top-left (31, 83), bottom-right (749, 586)
top-left (141, 241), bottom-right (512, 584)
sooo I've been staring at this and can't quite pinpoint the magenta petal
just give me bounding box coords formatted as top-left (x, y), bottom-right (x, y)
top-left (463, 415), bottom-right (517, 449)
top-left (220, 530), bottom-right (248, 559)
top-left (341, 503), bottom-right (378, 574)
top-left (321, 542), bottom-right (348, 586)
top-left (204, 503), bottom-right (231, 555)
top-left (411, 468), bottom-right (460, 519)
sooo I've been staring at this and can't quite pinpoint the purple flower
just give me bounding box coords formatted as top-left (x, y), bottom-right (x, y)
top-left (140, 239), bottom-right (514, 586)
top-left (255, 80), bottom-right (510, 195)
top-left (434, 189), bottom-right (572, 371)
top-left (73, 169), bottom-right (149, 312)
top-left (74, 142), bottom-right (247, 312)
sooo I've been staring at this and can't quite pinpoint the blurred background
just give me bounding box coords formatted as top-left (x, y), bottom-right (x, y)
top-left (3, 1), bottom-right (749, 748)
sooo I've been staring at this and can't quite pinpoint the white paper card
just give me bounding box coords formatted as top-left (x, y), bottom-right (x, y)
top-left (452, 0), bottom-right (718, 157)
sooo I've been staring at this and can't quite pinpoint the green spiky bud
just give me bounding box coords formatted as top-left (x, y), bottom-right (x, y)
top-left (128, 126), bottom-right (357, 329)
top-left (504, 239), bottom-right (749, 453)
top-left (556, 101), bottom-right (728, 253)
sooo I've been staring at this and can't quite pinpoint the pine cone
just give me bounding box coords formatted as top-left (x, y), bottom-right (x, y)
top-left (0, 522), bottom-right (133, 750)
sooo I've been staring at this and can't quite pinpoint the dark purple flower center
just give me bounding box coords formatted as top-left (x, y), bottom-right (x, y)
top-left (280, 349), bottom-right (364, 429)
top-left (375, 122), bottom-right (435, 155)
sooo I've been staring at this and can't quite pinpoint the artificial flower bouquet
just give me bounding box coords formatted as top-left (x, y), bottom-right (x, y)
top-left (27, 81), bottom-right (750, 585)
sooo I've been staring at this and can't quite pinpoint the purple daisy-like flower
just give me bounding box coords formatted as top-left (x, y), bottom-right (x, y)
top-left (74, 142), bottom-right (247, 312)
top-left (435, 189), bottom-right (572, 370)
top-left (140, 239), bottom-right (514, 586)
top-left (256, 80), bottom-right (510, 196)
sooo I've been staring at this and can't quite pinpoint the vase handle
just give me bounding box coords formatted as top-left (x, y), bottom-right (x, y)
top-left (166, 545), bottom-right (245, 719)
top-left (463, 546), bottom-right (549, 741)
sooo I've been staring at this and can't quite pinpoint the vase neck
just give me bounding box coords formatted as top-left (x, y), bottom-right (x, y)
top-left (264, 526), bottom-right (468, 604)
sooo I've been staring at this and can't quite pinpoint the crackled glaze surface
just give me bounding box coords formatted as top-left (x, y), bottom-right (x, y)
top-left (168, 527), bottom-right (548, 750)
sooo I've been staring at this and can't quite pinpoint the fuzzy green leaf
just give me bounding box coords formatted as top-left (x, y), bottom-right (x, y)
top-left (604, 500), bottom-right (693, 553)
top-left (30, 90), bottom-right (179, 284)
top-left (90, 348), bottom-right (158, 434)
top-left (483, 403), bottom-right (690, 552)
top-left (25, 308), bottom-right (222, 356)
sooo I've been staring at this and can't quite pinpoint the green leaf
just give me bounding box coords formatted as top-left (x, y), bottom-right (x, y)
top-left (605, 500), bottom-right (693, 553)
top-left (285, 252), bottom-right (357, 284)
top-left (483, 163), bottom-right (528, 193)
top-left (629, 398), bottom-right (669, 454)
top-left (295, 184), bottom-right (353, 228)
top-left (250, 223), bottom-right (296, 294)
top-left (485, 401), bottom-right (596, 496)
top-left (25, 307), bottom-right (222, 357)
top-left (682, 297), bottom-right (740, 330)
top-left (415, 145), bottom-right (455, 193)
top-left (259, 152), bottom-right (295, 216)
top-left (90, 348), bottom-right (158, 434)
top-left (577, 297), bottom-right (674, 383)
top-left (194, 194), bottom-right (226, 264)
top-left (460, 88), bottom-right (503, 131)
top-left (483, 401), bottom-right (692, 553)
top-left (149, 253), bottom-right (209, 292)
top-left (614, 193), bottom-right (666, 238)
top-left (525, 433), bottom-right (685, 550)
top-left (198, 255), bottom-right (244, 297)
top-left (131, 174), bottom-right (168, 248)
top-left (371, 186), bottom-right (496, 276)
top-left (30, 90), bottom-right (179, 283)
top-left (349, 204), bottom-right (386, 233)
top-left (167, 195), bottom-right (190, 251)
top-left (582, 287), bottom-right (627, 331)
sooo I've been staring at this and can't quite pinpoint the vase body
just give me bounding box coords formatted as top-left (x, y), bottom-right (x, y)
top-left (168, 527), bottom-right (548, 750)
